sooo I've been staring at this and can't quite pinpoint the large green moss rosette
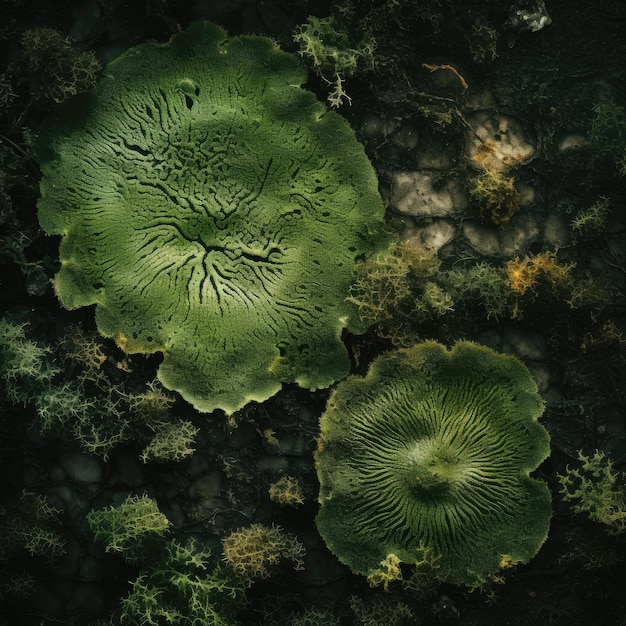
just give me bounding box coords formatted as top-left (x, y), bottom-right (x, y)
top-left (36, 21), bottom-right (388, 415)
top-left (315, 341), bottom-right (551, 585)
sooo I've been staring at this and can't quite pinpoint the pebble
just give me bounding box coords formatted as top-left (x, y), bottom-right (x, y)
top-left (402, 220), bottom-right (457, 253)
top-left (59, 450), bottom-right (104, 484)
top-left (391, 171), bottom-right (468, 218)
top-left (465, 112), bottom-right (536, 172)
top-left (462, 211), bottom-right (541, 257)
top-left (188, 469), bottom-right (223, 499)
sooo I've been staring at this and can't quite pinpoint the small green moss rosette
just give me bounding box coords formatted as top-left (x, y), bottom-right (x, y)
top-left (315, 341), bottom-right (551, 585)
top-left (36, 21), bottom-right (388, 415)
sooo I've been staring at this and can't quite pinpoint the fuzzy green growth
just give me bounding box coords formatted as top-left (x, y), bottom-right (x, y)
top-left (350, 594), bottom-right (415, 626)
top-left (365, 553), bottom-right (403, 591)
top-left (1, 319), bottom-right (199, 461)
top-left (87, 494), bottom-right (170, 562)
top-left (570, 196), bottom-right (610, 238)
top-left (446, 262), bottom-right (510, 320)
top-left (469, 17), bottom-right (499, 64)
top-left (294, 16), bottom-right (376, 107)
top-left (589, 97), bottom-right (626, 173)
top-left (36, 21), bottom-right (388, 415)
top-left (365, 544), bottom-right (439, 594)
top-left (315, 341), bottom-right (551, 585)
top-left (468, 169), bottom-right (521, 225)
top-left (285, 607), bottom-right (341, 626)
top-left (140, 420), bottom-right (198, 464)
top-left (121, 538), bottom-right (245, 626)
top-left (0, 229), bottom-right (50, 296)
top-left (268, 476), bottom-right (305, 507)
top-left (0, 492), bottom-right (66, 560)
top-left (558, 450), bottom-right (626, 533)
top-left (0, 318), bottom-right (59, 403)
top-left (347, 241), bottom-right (441, 345)
top-left (0, 572), bottom-right (36, 605)
top-left (348, 243), bottom-right (515, 344)
top-left (221, 523), bottom-right (305, 588)
top-left (21, 27), bottom-right (99, 102)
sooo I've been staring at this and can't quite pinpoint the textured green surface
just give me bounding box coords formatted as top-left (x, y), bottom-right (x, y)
top-left (36, 21), bottom-right (387, 414)
top-left (315, 341), bottom-right (551, 585)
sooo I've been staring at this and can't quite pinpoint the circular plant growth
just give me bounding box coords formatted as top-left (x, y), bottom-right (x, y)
top-left (36, 21), bottom-right (388, 415)
top-left (315, 341), bottom-right (551, 585)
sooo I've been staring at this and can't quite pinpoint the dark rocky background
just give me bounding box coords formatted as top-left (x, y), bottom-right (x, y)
top-left (1, 0), bottom-right (626, 624)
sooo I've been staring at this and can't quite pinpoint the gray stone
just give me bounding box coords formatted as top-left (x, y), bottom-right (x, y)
top-left (360, 115), bottom-right (396, 138)
top-left (416, 139), bottom-right (455, 169)
top-left (188, 470), bottom-right (223, 499)
top-left (297, 404), bottom-right (318, 423)
top-left (392, 124), bottom-right (419, 150)
top-left (391, 171), bottom-right (467, 217)
top-left (160, 501), bottom-right (186, 529)
top-left (258, 455), bottom-right (290, 473)
top-left (67, 582), bottom-right (106, 613)
top-left (477, 328), bottom-right (503, 351)
top-left (463, 211), bottom-right (541, 258)
top-left (556, 132), bottom-right (589, 153)
top-left (110, 447), bottom-right (144, 487)
top-left (499, 212), bottom-right (541, 256)
top-left (501, 327), bottom-right (547, 361)
top-left (403, 220), bottom-right (457, 253)
top-left (78, 555), bottom-right (99, 581)
top-left (543, 213), bottom-right (572, 248)
top-left (184, 453), bottom-right (210, 479)
top-left (46, 483), bottom-right (89, 522)
top-left (48, 464), bottom-right (65, 483)
top-left (543, 385), bottom-right (564, 407)
top-left (277, 433), bottom-right (310, 457)
top-left (59, 450), bottom-right (104, 484)
top-left (462, 221), bottom-right (502, 256)
top-left (70, 0), bottom-right (102, 42)
top-left (526, 362), bottom-right (551, 394)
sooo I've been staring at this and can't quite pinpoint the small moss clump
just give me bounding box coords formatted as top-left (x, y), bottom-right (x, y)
top-left (366, 553), bottom-right (403, 591)
top-left (0, 318), bottom-right (59, 404)
top-left (558, 450), bottom-right (626, 533)
top-left (468, 168), bottom-right (521, 225)
top-left (1, 319), bottom-right (199, 462)
top-left (446, 262), bottom-right (510, 320)
top-left (347, 241), bottom-right (443, 345)
top-left (505, 250), bottom-right (576, 318)
top-left (506, 250), bottom-right (575, 297)
top-left (589, 97), bottom-right (626, 173)
top-left (468, 17), bottom-right (499, 65)
top-left (0, 491), bottom-right (66, 559)
top-left (121, 538), bottom-right (246, 626)
top-left (221, 523), bottom-right (305, 587)
top-left (21, 27), bottom-right (100, 102)
top-left (348, 241), bottom-right (521, 338)
top-left (570, 196), bottom-right (610, 239)
top-left (350, 594), bottom-right (415, 626)
top-left (87, 494), bottom-right (170, 562)
top-left (294, 16), bottom-right (376, 107)
top-left (269, 476), bottom-right (305, 507)
top-left (285, 607), bottom-right (341, 626)
top-left (365, 543), bottom-right (440, 593)
top-left (140, 420), bottom-right (198, 464)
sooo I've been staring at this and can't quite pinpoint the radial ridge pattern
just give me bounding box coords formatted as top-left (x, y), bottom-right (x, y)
top-left (315, 341), bottom-right (551, 584)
